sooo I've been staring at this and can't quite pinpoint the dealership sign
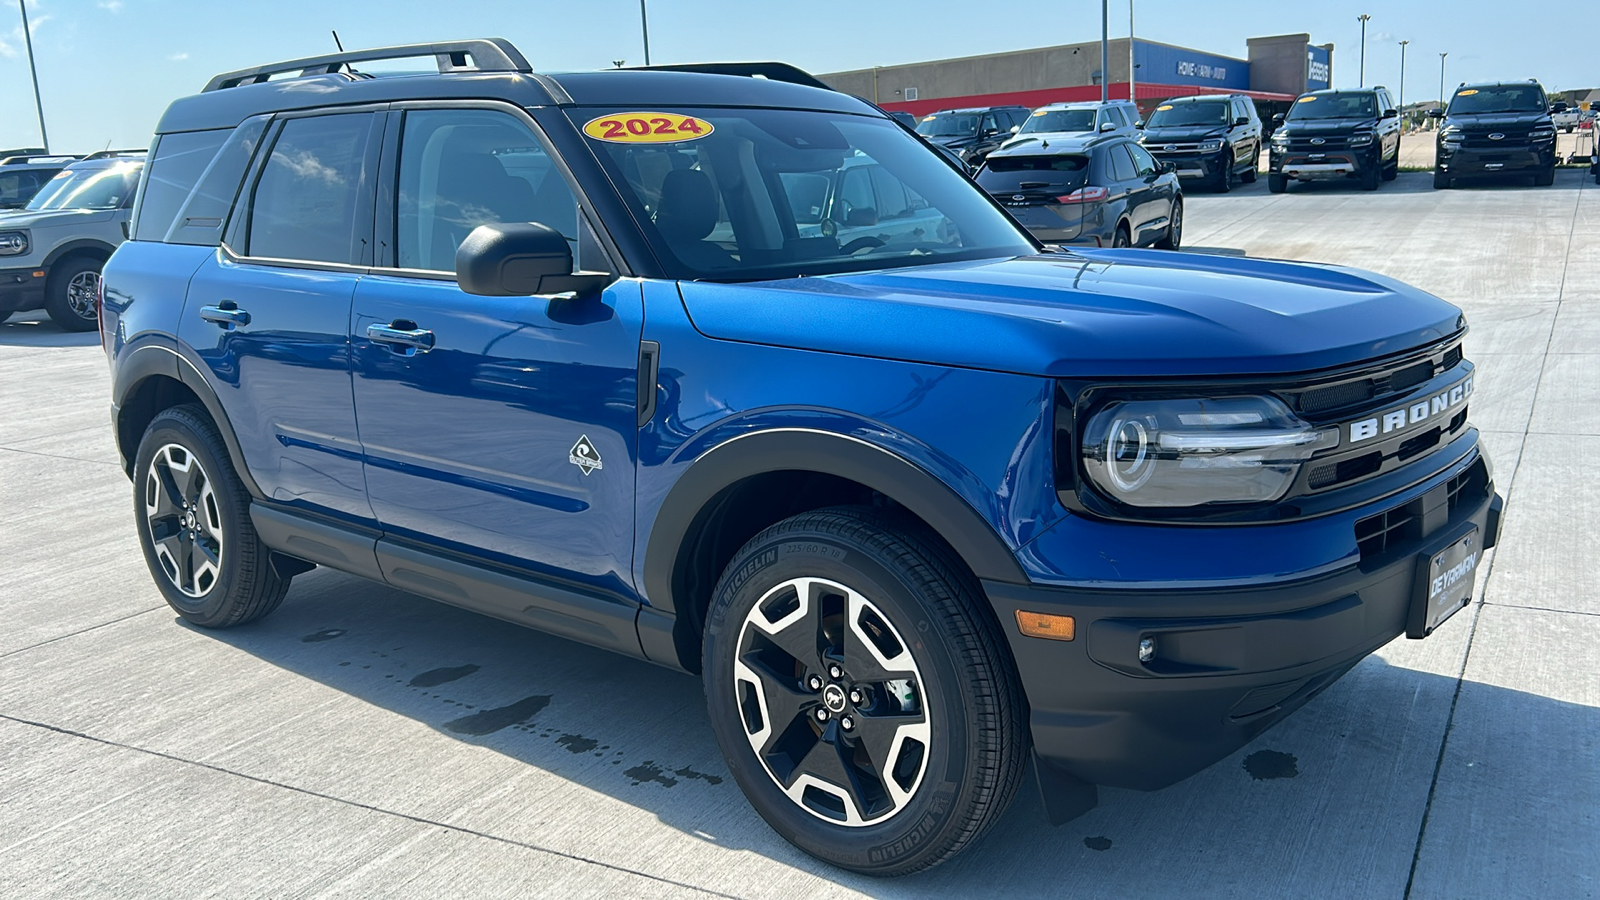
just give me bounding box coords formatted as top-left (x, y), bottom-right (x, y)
top-left (1176, 59), bottom-right (1228, 81)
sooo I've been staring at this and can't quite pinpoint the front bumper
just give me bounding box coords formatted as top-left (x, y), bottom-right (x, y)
top-left (1149, 152), bottom-right (1226, 181)
top-left (0, 265), bottom-right (48, 312)
top-left (1437, 143), bottom-right (1555, 176)
top-left (987, 449), bottom-right (1501, 794)
top-left (1271, 149), bottom-right (1373, 181)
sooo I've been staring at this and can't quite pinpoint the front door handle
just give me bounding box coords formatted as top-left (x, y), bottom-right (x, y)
top-left (366, 321), bottom-right (435, 353)
top-left (199, 302), bottom-right (250, 329)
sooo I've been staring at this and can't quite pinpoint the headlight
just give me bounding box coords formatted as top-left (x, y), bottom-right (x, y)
top-left (1197, 139), bottom-right (1225, 153)
top-left (1349, 132), bottom-right (1374, 147)
top-left (0, 231), bottom-right (27, 256)
top-left (1270, 132), bottom-right (1290, 145)
top-left (1081, 395), bottom-right (1338, 508)
top-left (1440, 127), bottom-right (1464, 143)
top-left (1529, 127), bottom-right (1555, 141)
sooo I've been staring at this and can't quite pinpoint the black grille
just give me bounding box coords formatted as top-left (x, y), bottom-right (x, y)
top-left (1300, 379), bottom-right (1374, 413)
top-left (1288, 340), bottom-right (1465, 417)
top-left (1462, 130), bottom-right (1529, 150)
top-left (1354, 461), bottom-right (1488, 560)
top-left (1287, 136), bottom-right (1351, 151)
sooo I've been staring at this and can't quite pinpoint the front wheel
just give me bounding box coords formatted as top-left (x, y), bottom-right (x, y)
top-left (134, 405), bottom-right (293, 627)
top-left (43, 257), bottom-right (102, 332)
top-left (1360, 162), bottom-right (1381, 191)
top-left (1433, 170), bottom-right (1453, 190)
top-left (1268, 173), bottom-right (1288, 193)
top-left (1214, 157), bottom-right (1234, 193)
top-left (702, 507), bottom-right (1027, 875)
top-left (1534, 165), bottom-right (1555, 187)
top-left (1155, 199), bottom-right (1183, 250)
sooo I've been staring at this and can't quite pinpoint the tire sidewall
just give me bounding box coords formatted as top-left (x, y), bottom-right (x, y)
top-left (45, 257), bottom-right (102, 331)
top-left (703, 523), bottom-right (981, 873)
top-left (133, 410), bottom-right (251, 626)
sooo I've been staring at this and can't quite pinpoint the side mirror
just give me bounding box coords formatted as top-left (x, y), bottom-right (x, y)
top-left (1272, 112), bottom-right (1285, 124)
top-left (1009, 125), bottom-right (1021, 134)
top-left (120, 220), bottom-right (131, 240)
top-left (1382, 108), bottom-right (1399, 119)
top-left (1427, 108), bottom-right (1444, 119)
top-left (455, 222), bottom-right (606, 297)
top-left (1135, 120), bottom-right (1144, 129)
top-left (1160, 161), bottom-right (1177, 174)
top-left (844, 207), bottom-right (879, 227)
top-left (1233, 116), bottom-right (1251, 127)
top-left (1099, 122), bottom-right (1117, 133)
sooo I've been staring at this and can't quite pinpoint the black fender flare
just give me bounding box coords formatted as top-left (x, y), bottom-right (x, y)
top-left (641, 428), bottom-right (1028, 625)
top-left (42, 238), bottom-right (118, 272)
top-left (112, 342), bottom-right (265, 500)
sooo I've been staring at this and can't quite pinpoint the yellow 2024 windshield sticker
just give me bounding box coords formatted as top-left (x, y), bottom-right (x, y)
top-left (1457, 89), bottom-right (1479, 96)
top-left (583, 112), bottom-right (714, 143)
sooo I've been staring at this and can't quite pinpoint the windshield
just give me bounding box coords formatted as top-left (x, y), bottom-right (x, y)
top-left (916, 114), bottom-right (980, 137)
top-left (975, 155), bottom-right (1090, 193)
top-left (1144, 100), bottom-right (1229, 128)
top-left (25, 162), bottom-right (141, 211)
top-left (1449, 85), bottom-right (1546, 115)
top-left (1288, 92), bottom-right (1377, 120)
top-left (574, 107), bottom-right (1034, 281)
top-left (1020, 109), bottom-right (1097, 135)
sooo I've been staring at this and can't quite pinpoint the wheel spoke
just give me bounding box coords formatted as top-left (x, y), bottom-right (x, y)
top-left (153, 461), bottom-right (185, 517)
top-left (751, 578), bottom-right (829, 667)
top-left (742, 655), bottom-right (815, 755)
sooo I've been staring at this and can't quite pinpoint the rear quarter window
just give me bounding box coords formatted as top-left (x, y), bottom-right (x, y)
top-left (133, 129), bottom-right (230, 242)
top-left (165, 116), bottom-right (269, 246)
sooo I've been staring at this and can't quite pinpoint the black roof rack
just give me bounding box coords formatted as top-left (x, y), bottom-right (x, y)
top-left (0, 153), bottom-right (80, 166)
top-left (80, 149), bottom-right (147, 161)
top-left (626, 62), bottom-right (833, 92)
top-left (202, 38), bottom-right (531, 93)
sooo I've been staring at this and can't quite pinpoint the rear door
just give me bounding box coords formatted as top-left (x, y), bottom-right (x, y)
top-left (1126, 143), bottom-right (1175, 242)
top-left (350, 104), bottom-right (644, 603)
top-left (178, 109), bottom-right (383, 524)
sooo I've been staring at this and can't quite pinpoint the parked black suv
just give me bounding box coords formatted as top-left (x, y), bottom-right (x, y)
top-left (914, 105), bottom-right (1029, 166)
top-left (1431, 81), bottom-right (1557, 188)
top-left (1268, 88), bottom-right (1402, 193)
top-left (1139, 94), bottom-right (1262, 192)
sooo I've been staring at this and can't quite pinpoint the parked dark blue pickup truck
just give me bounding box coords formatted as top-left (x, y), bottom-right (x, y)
top-left (102, 39), bottom-right (1502, 875)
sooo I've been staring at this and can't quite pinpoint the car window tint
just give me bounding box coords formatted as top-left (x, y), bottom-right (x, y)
top-left (1127, 144), bottom-right (1159, 177)
top-left (0, 169), bottom-right (51, 206)
top-left (1109, 145), bottom-right (1137, 181)
top-left (868, 165), bottom-right (910, 219)
top-left (134, 129), bottom-right (230, 242)
top-left (980, 113), bottom-right (998, 134)
top-left (395, 108), bottom-right (589, 273)
top-left (166, 116), bottom-right (270, 246)
top-left (244, 114), bottom-right (374, 264)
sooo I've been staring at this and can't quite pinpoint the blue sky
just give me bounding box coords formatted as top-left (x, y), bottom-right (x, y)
top-left (0, 0), bottom-right (1585, 152)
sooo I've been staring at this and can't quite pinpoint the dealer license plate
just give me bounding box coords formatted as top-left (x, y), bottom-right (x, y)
top-left (1409, 528), bottom-right (1480, 638)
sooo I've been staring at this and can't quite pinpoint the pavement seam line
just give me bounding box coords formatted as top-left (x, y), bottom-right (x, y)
top-left (0, 606), bottom-right (169, 661)
top-left (0, 444), bottom-right (122, 467)
top-left (1481, 600), bottom-right (1600, 619)
top-left (0, 712), bottom-right (741, 900)
top-left (1402, 170), bottom-right (1588, 900)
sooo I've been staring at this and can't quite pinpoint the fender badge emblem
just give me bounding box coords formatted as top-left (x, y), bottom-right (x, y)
top-left (569, 435), bottom-right (603, 476)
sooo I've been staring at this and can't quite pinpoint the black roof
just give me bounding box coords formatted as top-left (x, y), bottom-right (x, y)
top-left (157, 38), bottom-right (873, 135)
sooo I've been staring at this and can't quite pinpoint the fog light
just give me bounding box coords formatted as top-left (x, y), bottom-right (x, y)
top-left (1138, 637), bottom-right (1156, 663)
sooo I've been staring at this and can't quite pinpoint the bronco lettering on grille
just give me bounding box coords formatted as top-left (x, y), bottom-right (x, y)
top-left (1348, 376), bottom-right (1472, 444)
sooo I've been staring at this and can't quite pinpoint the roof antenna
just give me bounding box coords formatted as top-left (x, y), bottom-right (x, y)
top-left (330, 30), bottom-right (363, 78)
top-left (332, 30), bottom-right (345, 52)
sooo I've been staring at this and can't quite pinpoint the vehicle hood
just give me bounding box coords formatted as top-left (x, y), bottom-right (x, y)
top-left (995, 133), bottom-right (1094, 154)
top-left (928, 134), bottom-right (979, 149)
top-left (1443, 111), bottom-right (1552, 130)
top-left (0, 208), bottom-right (117, 228)
top-left (1276, 116), bottom-right (1379, 136)
top-left (1139, 125), bottom-right (1226, 144)
top-left (677, 252), bottom-right (1464, 378)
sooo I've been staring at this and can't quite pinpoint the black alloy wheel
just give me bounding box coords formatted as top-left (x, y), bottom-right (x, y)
top-left (703, 507), bottom-right (1027, 875)
top-left (43, 257), bottom-right (103, 332)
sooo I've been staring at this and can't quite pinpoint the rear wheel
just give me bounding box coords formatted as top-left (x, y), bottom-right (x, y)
top-left (1155, 199), bottom-right (1183, 250)
top-left (702, 507), bottom-right (1027, 875)
top-left (134, 405), bottom-right (293, 628)
top-left (1268, 174), bottom-right (1288, 193)
top-left (43, 257), bottom-right (102, 332)
top-left (1111, 223), bottom-right (1132, 248)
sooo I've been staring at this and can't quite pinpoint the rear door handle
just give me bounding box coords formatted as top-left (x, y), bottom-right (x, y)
top-left (366, 322), bottom-right (435, 352)
top-left (199, 303), bottom-right (250, 329)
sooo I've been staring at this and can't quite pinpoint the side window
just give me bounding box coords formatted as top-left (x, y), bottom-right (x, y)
top-left (167, 117), bottom-right (270, 246)
top-left (834, 166), bottom-right (875, 223)
top-left (241, 114), bottom-right (376, 264)
top-left (1127, 144), bottom-right (1159, 177)
top-left (395, 108), bottom-right (594, 273)
top-left (133, 129), bottom-right (230, 242)
top-left (0, 169), bottom-right (48, 206)
top-left (1109, 145), bottom-right (1137, 182)
top-left (868, 165), bottom-right (910, 219)
top-left (980, 113), bottom-right (998, 135)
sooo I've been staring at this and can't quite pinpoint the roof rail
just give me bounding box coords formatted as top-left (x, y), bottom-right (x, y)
top-left (202, 38), bottom-right (531, 93)
top-left (80, 149), bottom-right (148, 160)
top-left (627, 62), bottom-right (832, 92)
top-left (0, 153), bottom-right (80, 166)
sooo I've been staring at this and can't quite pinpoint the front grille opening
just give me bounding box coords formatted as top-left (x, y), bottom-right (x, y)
top-left (1300, 379), bottom-right (1374, 413)
top-left (1355, 501), bottom-right (1423, 558)
top-left (1398, 427), bottom-right (1443, 461)
top-left (1443, 346), bottom-right (1463, 370)
top-left (1310, 451), bottom-right (1382, 489)
top-left (1388, 361), bottom-right (1434, 393)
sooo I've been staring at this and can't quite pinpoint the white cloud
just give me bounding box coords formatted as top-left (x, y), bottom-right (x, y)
top-left (168, 52), bottom-right (188, 61)
top-left (0, 13), bottom-right (51, 59)
top-left (98, 1), bottom-right (124, 12)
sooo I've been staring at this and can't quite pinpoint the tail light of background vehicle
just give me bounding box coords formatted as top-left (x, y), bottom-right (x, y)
top-left (1058, 187), bottom-right (1109, 204)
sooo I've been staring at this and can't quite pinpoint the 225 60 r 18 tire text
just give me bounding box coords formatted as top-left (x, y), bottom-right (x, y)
top-left (702, 506), bottom-right (1028, 875)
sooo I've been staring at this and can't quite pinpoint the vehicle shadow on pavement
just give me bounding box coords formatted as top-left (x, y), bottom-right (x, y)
top-left (191, 565), bottom-right (1598, 896)
top-left (0, 317), bottom-right (99, 347)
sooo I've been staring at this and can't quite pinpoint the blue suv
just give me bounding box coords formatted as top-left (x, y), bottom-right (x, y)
top-left (103, 40), bottom-right (1503, 875)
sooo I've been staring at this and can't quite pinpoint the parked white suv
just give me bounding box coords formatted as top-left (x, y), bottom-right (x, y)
top-left (1001, 99), bottom-right (1143, 150)
top-left (0, 151), bottom-right (143, 330)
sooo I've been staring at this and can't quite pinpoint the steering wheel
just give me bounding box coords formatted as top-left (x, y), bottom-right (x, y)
top-left (840, 236), bottom-right (885, 255)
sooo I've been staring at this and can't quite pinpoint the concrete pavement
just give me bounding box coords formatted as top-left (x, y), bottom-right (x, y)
top-left (0, 169), bottom-right (1595, 898)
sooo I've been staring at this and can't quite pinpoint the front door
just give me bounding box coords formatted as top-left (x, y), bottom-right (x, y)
top-left (178, 110), bottom-right (383, 524)
top-left (351, 106), bottom-right (642, 599)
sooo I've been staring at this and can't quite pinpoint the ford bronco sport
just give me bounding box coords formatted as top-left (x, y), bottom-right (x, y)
top-left (104, 40), bottom-right (1502, 875)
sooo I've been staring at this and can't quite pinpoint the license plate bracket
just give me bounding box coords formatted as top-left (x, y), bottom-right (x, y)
top-left (1408, 527), bottom-right (1480, 638)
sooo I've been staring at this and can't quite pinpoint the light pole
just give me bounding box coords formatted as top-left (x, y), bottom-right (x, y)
top-left (17, 0), bottom-right (49, 152)
top-left (1439, 52), bottom-right (1448, 110)
top-left (1100, 0), bottom-right (1109, 103)
top-left (1127, 0), bottom-right (1135, 107)
top-left (639, 0), bottom-right (651, 66)
top-left (1398, 40), bottom-right (1409, 125)
top-left (1357, 14), bottom-right (1371, 88)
